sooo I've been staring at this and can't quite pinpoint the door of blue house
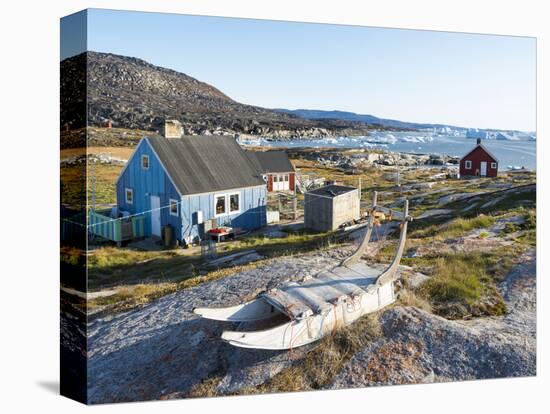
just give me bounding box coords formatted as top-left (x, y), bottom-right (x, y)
top-left (151, 195), bottom-right (161, 237)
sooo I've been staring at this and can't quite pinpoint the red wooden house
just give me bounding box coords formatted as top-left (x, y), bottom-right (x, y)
top-left (459, 138), bottom-right (498, 178)
top-left (246, 150), bottom-right (296, 193)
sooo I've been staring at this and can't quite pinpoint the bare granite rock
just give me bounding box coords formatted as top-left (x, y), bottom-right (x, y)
top-left (331, 249), bottom-right (536, 389)
top-left (87, 247), bottom-right (353, 403)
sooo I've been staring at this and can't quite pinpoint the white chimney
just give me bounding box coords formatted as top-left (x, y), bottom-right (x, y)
top-left (162, 120), bottom-right (183, 138)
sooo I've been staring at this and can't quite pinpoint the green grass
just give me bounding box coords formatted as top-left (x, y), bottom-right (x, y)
top-left (412, 214), bottom-right (495, 240)
top-left (223, 229), bottom-right (342, 259)
top-left (87, 246), bottom-right (202, 289)
top-left (60, 246), bottom-right (84, 266)
top-left (61, 163), bottom-right (122, 208)
top-left (499, 208), bottom-right (536, 246)
top-left (226, 231), bottom-right (324, 250)
top-left (415, 251), bottom-right (513, 319)
top-left (421, 255), bottom-right (484, 303)
top-left (88, 261), bottom-right (263, 314)
top-left (87, 246), bottom-right (177, 269)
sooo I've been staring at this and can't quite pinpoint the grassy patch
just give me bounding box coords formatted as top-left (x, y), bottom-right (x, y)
top-left (227, 231), bottom-right (326, 250)
top-left (515, 229), bottom-right (536, 246)
top-left (417, 251), bottom-right (511, 319)
top-left (87, 246), bottom-right (179, 269)
top-left (397, 289), bottom-right (432, 313)
top-left (499, 209), bottom-right (536, 246)
top-left (187, 375), bottom-right (224, 398)
top-left (421, 256), bottom-right (484, 303)
top-left (60, 246), bottom-right (84, 266)
top-left (61, 163), bottom-right (123, 208)
top-left (88, 261), bottom-right (263, 314)
top-left (412, 214), bottom-right (495, 240)
top-left (224, 229), bottom-right (343, 259)
top-left (87, 246), bottom-right (199, 289)
top-left (88, 283), bottom-right (176, 310)
top-left (479, 231), bottom-right (489, 239)
top-left (516, 209), bottom-right (537, 246)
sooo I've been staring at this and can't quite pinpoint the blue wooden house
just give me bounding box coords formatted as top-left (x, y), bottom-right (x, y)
top-left (115, 135), bottom-right (267, 245)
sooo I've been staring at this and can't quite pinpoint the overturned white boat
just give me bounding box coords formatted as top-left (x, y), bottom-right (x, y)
top-left (193, 193), bottom-right (412, 350)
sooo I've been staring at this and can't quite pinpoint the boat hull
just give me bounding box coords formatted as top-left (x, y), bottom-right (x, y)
top-left (193, 298), bottom-right (279, 322)
top-left (221, 280), bottom-right (395, 350)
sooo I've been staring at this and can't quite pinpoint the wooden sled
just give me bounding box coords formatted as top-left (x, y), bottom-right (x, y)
top-left (193, 192), bottom-right (412, 350)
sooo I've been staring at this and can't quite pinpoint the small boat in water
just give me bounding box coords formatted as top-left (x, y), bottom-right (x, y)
top-left (193, 192), bottom-right (412, 350)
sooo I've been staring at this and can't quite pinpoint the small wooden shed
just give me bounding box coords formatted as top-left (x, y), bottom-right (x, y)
top-left (304, 185), bottom-right (360, 232)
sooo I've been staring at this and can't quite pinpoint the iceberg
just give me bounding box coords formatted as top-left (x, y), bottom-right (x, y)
top-left (466, 129), bottom-right (490, 140)
top-left (496, 132), bottom-right (520, 141)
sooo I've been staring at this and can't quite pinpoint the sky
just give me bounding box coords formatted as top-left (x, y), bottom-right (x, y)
top-left (61, 9), bottom-right (536, 132)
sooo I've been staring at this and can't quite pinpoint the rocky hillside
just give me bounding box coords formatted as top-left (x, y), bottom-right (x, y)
top-left (61, 52), bottom-right (383, 138)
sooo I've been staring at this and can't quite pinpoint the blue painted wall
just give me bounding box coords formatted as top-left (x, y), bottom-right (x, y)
top-left (116, 139), bottom-right (182, 240)
top-left (116, 138), bottom-right (267, 243)
top-left (181, 186), bottom-right (267, 241)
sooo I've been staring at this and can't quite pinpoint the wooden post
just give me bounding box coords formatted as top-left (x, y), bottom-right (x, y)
top-left (293, 196), bottom-right (298, 221)
top-left (358, 177), bottom-right (361, 200)
top-left (396, 157), bottom-right (401, 187)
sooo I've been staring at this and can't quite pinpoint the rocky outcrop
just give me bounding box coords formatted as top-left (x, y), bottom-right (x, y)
top-left (332, 249), bottom-right (536, 388)
top-left (287, 148), bottom-right (460, 171)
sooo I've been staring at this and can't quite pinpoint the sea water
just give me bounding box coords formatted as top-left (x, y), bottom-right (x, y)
top-left (256, 131), bottom-right (537, 171)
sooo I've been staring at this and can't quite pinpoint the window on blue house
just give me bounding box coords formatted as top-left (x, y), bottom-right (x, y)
top-left (169, 199), bottom-right (179, 216)
top-left (141, 155), bottom-right (149, 170)
top-left (215, 195), bottom-right (226, 216)
top-left (125, 188), bottom-right (133, 204)
top-left (229, 193), bottom-right (240, 213)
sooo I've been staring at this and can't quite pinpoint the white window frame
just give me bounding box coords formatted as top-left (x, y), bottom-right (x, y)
top-left (214, 192), bottom-right (242, 217)
top-left (169, 198), bottom-right (179, 217)
top-left (465, 160), bottom-right (472, 169)
top-left (228, 192), bottom-right (241, 214)
top-left (125, 188), bottom-right (133, 204)
top-left (214, 194), bottom-right (227, 217)
top-left (141, 154), bottom-right (150, 170)
top-left (491, 162), bottom-right (497, 169)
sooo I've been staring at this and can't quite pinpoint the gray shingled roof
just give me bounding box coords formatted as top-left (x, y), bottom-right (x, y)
top-left (245, 150), bottom-right (295, 174)
top-left (146, 136), bottom-right (265, 195)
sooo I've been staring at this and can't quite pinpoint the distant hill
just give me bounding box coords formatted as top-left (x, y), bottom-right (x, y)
top-left (60, 52), bottom-right (390, 138)
top-left (274, 108), bottom-right (464, 131)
